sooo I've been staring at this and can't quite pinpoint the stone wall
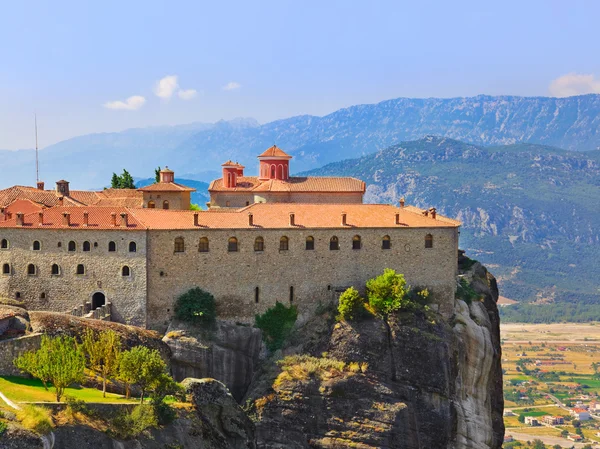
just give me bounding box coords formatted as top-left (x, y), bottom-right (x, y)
top-left (209, 191), bottom-right (363, 208)
top-left (0, 333), bottom-right (42, 376)
top-left (146, 226), bottom-right (458, 331)
top-left (143, 191), bottom-right (191, 210)
top-left (0, 228), bottom-right (148, 327)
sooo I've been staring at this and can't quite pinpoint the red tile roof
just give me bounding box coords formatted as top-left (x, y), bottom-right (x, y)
top-left (221, 160), bottom-right (245, 168)
top-left (3, 199), bottom-right (44, 215)
top-left (0, 207), bottom-right (144, 230)
top-left (258, 145), bottom-right (292, 159)
top-left (208, 176), bottom-right (366, 193)
top-left (137, 182), bottom-right (196, 192)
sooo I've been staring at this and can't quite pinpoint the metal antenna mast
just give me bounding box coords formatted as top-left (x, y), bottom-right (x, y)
top-left (35, 113), bottom-right (39, 183)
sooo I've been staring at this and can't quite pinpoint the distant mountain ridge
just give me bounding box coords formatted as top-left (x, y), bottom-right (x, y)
top-left (2, 94), bottom-right (600, 189)
top-left (301, 136), bottom-right (600, 316)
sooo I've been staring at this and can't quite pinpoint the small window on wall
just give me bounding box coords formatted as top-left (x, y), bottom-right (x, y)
top-left (382, 235), bottom-right (391, 250)
top-left (255, 286), bottom-right (259, 303)
top-left (163, 200), bottom-right (169, 210)
top-left (27, 264), bottom-right (36, 276)
top-left (76, 264), bottom-right (85, 275)
top-left (68, 241), bottom-right (76, 252)
top-left (329, 236), bottom-right (339, 251)
top-left (15, 292), bottom-right (21, 299)
top-left (425, 234), bottom-right (433, 248)
top-left (122, 266), bottom-right (131, 277)
top-left (174, 237), bottom-right (185, 253)
top-left (199, 237), bottom-right (209, 253)
top-left (148, 200), bottom-right (155, 209)
top-left (51, 264), bottom-right (60, 275)
top-left (40, 292), bottom-right (46, 300)
top-left (228, 237), bottom-right (238, 252)
top-left (352, 235), bottom-right (361, 250)
top-left (83, 241), bottom-right (91, 252)
top-left (32, 240), bottom-right (41, 251)
top-left (2, 263), bottom-right (10, 275)
top-left (108, 241), bottom-right (116, 252)
top-left (129, 241), bottom-right (137, 253)
top-left (289, 286), bottom-right (294, 303)
top-left (279, 236), bottom-right (289, 251)
top-left (0, 239), bottom-right (8, 249)
top-left (254, 237), bottom-right (264, 252)
top-left (305, 236), bottom-right (314, 250)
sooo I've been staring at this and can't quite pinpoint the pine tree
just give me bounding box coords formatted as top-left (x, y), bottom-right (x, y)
top-left (155, 167), bottom-right (161, 183)
top-left (111, 173), bottom-right (120, 189)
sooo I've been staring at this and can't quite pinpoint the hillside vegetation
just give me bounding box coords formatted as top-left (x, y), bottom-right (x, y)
top-left (302, 136), bottom-right (600, 322)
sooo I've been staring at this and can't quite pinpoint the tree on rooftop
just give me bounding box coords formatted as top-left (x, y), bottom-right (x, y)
top-left (80, 329), bottom-right (122, 397)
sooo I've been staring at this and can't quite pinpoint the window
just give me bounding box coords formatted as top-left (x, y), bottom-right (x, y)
top-left (40, 292), bottom-right (46, 300)
top-left (271, 165), bottom-right (276, 178)
top-left (122, 266), bottom-right (131, 277)
top-left (255, 286), bottom-right (259, 303)
top-left (305, 236), bottom-right (314, 250)
top-left (108, 241), bottom-right (116, 252)
top-left (382, 235), bottom-right (391, 250)
top-left (0, 239), bottom-right (8, 249)
top-left (228, 237), bottom-right (238, 252)
top-left (289, 286), bottom-right (294, 303)
top-left (330, 236), bottom-right (339, 251)
top-left (279, 236), bottom-right (289, 251)
top-left (27, 264), bottom-right (36, 275)
top-left (68, 241), bottom-right (76, 252)
top-left (57, 242), bottom-right (62, 248)
top-left (148, 200), bottom-right (155, 209)
top-left (425, 234), bottom-right (433, 249)
top-left (246, 201), bottom-right (250, 206)
top-left (254, 236), bottom-right (264, 252)
top-left (129, 241), bottom-right (137, 253)
top-left (83, 241), bottom-right (91, 252)
top-left (352, 235), bottom-right (361, 250)
top-left (199, 237), bottom-right (209, 252)
top-left (15, 292), bottom-right (21, 299)
top-left (174, 237), bottom-right (185, 253)
top-left (33, 240), bottom-right (41, 251)
top-left (2, 263), bottom-right (9, 275)
top-left (76, 264), bottom-right (85, 275)
top-left (225, 201), bottom-right (230, 207)
top-left (163, 200), bottom-right (169, 210)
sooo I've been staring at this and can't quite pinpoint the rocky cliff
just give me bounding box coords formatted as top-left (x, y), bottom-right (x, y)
top-left (244, 258), bottom-right (504, 448)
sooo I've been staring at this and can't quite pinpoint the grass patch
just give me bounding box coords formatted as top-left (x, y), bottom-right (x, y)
top-left (0, 376), bottom-right (136, 403)
top-left (274, 355), bottom-right (366, 388)
top-left (15, 405), bottom-right (53, 434)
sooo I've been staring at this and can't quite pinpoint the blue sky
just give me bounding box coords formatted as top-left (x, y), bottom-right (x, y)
top-left (1, 0), bottom-right (599, 149)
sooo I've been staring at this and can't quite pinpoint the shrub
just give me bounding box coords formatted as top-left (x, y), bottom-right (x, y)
top-left (337, 287), bottom-right (368, 321)
top-left (174, 287), bottom-right (216, 324)
top-left (456, 278), bottom-right (480, 304)
top-left (255, 302), bottom-right (298, 351)
top-left (16, 405), bottom-right (53, 435)
top-left (0, 421), bottom-right (7, 436)
top-left (110, 404), bottom-right (157, 439)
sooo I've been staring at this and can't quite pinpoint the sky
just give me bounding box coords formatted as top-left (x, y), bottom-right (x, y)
top-left (1, 0), bottom-right (599, 150)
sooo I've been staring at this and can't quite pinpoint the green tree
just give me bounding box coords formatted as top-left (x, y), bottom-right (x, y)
top-left (366, 268), bottom-right (410, 381)
top-left (255, 302), bottom-right (298, 351)
top-left (561, 429), bottom-right (569, 437)
top-left (155, 166), bottom-right (161, 183)
top-left (111, 173), bottom-right (120, 189)
top-left (80, 329), bottom-right (122, 397)
top-left (14, 335), bottom-right (85, 402)
top-left (118, 346), bottom-right (168, 404)
top-left (531, 440), bottom-right (546, 449)
top-left (174, 287), bottom-right (216, 324)
top-left (337, 287), bottom-right (367, 321)
top-left (189, 203), bottom-right (202, 211)
top-left (110, 169), bottom-right (136, 189)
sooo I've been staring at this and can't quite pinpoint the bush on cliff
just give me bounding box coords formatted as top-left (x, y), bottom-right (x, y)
top-left (337, 287), bottom-right (368, 321)
top-left (174, 287), bottom-right (216, 325)
top-left (255, 302), bottom-right (298, 351)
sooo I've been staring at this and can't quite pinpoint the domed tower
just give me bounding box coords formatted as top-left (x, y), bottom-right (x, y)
top-left (221, 160), bottom-right (244, 188)
top-left (257, 145), bottom-right (292, 181)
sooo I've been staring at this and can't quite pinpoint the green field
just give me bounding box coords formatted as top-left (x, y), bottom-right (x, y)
top-left (0, 376), bottom-right (137, 404)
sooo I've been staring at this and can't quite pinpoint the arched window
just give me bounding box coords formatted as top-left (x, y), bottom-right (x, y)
top-left (425, 234), bottom-right (433, 249)
top-left (270, 165), bottom-right (276, 178)
top-left (40, 292), bottom-right (46, 300)
top-left (382, 235), bottom-right (391, 250)
top-left (108, 241), bottom-right (116, 252)
top-left (68, 241), bottom-right (76, 252)
top-left (0, 239), bottom-right (8, 249)
top-left (305, 236), bottom-right (314, 250)
top-left (254, 237), bottom-right (264, 252)
top-left (122, 266), bottom-right (131, 277)
top-left (279, 236), bottom-right (289, 251)
top-left (163, 200), bottom-right (169, 210)
top-left (27, 264), bottom-right (36, 275)
top-left (199, 237), bottom-right (209, 253)
top-left (2, 263), bottom-right (10, 275)
top-left (330, 236), bottom-right (339, 251)
top-left (174, 237), bottom-right (185, 253)
top-left (76, 264), bottom-right (85, 275)
top-left (278, 165), bottom-right (284, 179)
top-left (148, 200), bottom-right (155, 209)
top-left (255, 286), bottom-right (259, 303)
top-left (32, 241), bottom-right (41, 251)
top-left (51, 264), bottom-right (60, 275)
top-left (129, 241), bottom-right (137, 253)
top-left (352, 235), bottom-right (361, 250)
top-left (228, 237), bottom-right (238, 252)
top-left (83, 241), bottom-right (91, 252)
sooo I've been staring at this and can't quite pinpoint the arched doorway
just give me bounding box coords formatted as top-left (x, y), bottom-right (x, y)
top-left (92, 292), bottom-right (106, 310)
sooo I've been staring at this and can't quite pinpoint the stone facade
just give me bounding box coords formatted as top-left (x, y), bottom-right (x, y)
top-left (0, 228), bottom-right (148, 327)
top-left (145, 226), bottom-right (458, 330)
top-left (142, 190), bottom-right (191, 210)
top-left (210, 191), bottom-right (363, 208)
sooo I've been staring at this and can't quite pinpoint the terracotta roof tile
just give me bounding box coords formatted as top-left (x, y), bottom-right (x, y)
top-left (0, 207), bottom-right (144, 230)
top-left (137, 182), bottom-right (196, 192)
top-left (258, 145), bottom-right (292, 159)
top-left (208, 176), bottom-right (365, 193)
top-left (3, 199), bottom-right (44, 215)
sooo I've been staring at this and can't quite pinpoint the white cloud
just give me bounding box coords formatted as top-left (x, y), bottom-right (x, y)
top-left (549, 73), bottom-right (600, 97)
top-left (154, 75), bottom-right (179, 99)
top-left (103, 95), bottom-right (146, 110)
top-left (223, 81), bottom-right (241, 91)
top-left (178, 88), bottom-right (197, 100)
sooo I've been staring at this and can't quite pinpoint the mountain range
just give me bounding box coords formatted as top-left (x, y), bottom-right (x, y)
top-left (302, 136), bottom-right (600, 321)
top-left (2, 94), bottom-right (600, 189)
